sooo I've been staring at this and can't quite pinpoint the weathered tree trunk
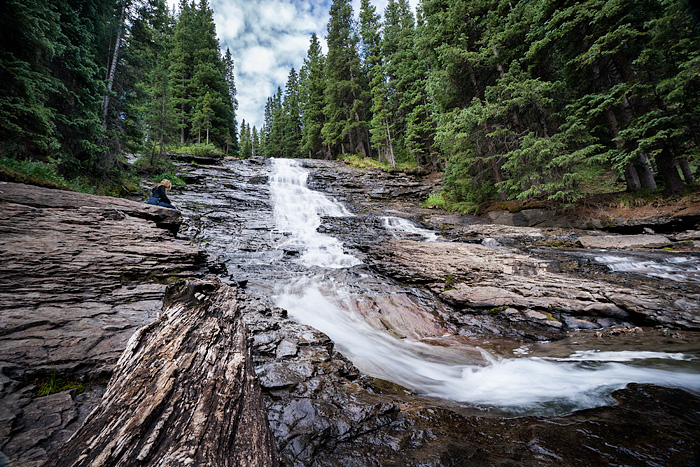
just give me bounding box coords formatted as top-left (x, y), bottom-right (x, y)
top-left (634, 153), bottom-right (657, 190)
top-left (384, 119), bottom-right (396, 168)
top-left (677, 157), bottom-right (695, 184)
top-left (43, 279), bottom-right (279, 467)
top-left (102, 3), bottom-right (126, 133)
top-left (624, 163), bottom-right (642, 192)
top-left (605, 108), bottom-right (642, 192)
top-left (657, 148), bottom-right (686, 194)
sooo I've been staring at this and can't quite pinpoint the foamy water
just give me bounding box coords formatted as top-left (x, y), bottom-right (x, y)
top-left (381, 216), bottom-right (440, 241)
top-left (592, 253), bottom-right (700, 283)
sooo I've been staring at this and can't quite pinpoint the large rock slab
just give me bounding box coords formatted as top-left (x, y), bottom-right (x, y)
top-left (369, 240), bottom-right (700, 333)
top-left (0, 183), bottom-right (211, 466)
top-left (44, 279), bottom-right (279, 467)
top-left (0, 181), bottom-right (182, 234)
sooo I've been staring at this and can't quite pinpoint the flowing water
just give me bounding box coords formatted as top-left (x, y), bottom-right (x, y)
top-left (268, 158), bottom-right (700, 416)
top-left (381, 216), bottom-right (440, 242)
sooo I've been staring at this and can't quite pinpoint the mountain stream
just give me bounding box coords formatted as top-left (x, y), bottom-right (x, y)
top-left (178, 157), bottom-right (700, 418)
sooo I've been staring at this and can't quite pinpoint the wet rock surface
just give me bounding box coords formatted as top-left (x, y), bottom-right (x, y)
top-left (368, 240), bottom-right (700, 336)
top-left (0, 183), bottom-right (211, 466)
top-left (579, 233), bottom-right (672, 249)
top-left (174, 158), bottom-right (700, 466)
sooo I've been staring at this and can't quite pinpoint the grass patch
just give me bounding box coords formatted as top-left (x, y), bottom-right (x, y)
top-left (444, 274), bottom-right (456, 291)
top-left (342, 154), bottom-right (421, 173)
top-left (36, 373), bottom-right (86, 397)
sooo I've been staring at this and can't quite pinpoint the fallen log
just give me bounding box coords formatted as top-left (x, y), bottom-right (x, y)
top-left (43, 279), bottom-right (279, 467)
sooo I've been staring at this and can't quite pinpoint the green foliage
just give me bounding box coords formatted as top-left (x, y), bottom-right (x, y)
top-left (299, 34), bottom-right (327, 159)
top-left (444, 274), bottom-right (455, 291)
top-left (149, 172), bottom-right (186, 186)
top-left (36, 373), bottom-right (86, 397)
top-left (421, 192), bottom-right (448, 209)
top-left (0, 157), bottom-right (76, 190)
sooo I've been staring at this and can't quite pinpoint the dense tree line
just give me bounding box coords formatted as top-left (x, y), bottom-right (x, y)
top-left (0, 0), bottom-right (238, 180)
top-left (261, 0), bottom-right (699, 206)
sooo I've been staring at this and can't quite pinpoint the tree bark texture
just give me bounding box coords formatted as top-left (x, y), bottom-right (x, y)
top-left (677, 157), bottom-right (695, 184)
top-left (43, 278), bottom-right (279, 467)
top-left (657, 149), bottom-right (686, 194)
top-left (634, 153), bottom-right (657, 190)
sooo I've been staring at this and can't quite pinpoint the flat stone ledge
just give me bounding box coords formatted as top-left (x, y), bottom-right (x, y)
top-left (579, 234), bottom-right (672, 249)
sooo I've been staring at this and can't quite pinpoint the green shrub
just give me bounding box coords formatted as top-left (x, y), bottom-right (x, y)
top-left (149, 172), bottom-right (186, 187)
top-left (422, 192), bottom-right (448, 209)
top-left (171, 143), bottom-right (222, 157)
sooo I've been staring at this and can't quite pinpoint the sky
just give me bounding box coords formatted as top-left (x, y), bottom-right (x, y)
top-left (166, 0), bottom-right (418, 130)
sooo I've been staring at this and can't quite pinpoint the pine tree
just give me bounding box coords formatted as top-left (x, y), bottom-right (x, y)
top-left (360, 0), bottom-right (395, 166)
top-left (223, 47), bottom-right (239, 154)
top-left (0, 0), bottom-right (61, 158)
top-left (140, 0), bottom-right (178, 161)
top-left (48, 0), bottom-right (109, 175)
top-left (169, 0), bottom-right (195, 144)
top-left (282, 68), bottom-right (302, 157)
top-left (299, 33), bottom-right (328, 159)
top-left (239, 119), bottom-right (252, 158)
top-left (384, 0), bottom-right (436, 167)
top-left (252, 126), bottom-right (260, 156)
top-left (322, 0), bottom-right (370, 158)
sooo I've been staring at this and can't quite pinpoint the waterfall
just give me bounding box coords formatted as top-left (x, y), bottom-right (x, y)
top-left (269, 158), bottom-right (700, 416)
top-left (269, 158), bottom-right (361, 269)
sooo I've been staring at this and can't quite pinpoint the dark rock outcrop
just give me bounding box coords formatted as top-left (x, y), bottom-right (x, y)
top-left (167, 151), bottom-right (224, 166)
top-left (44, 279), bottom-right (279, 467)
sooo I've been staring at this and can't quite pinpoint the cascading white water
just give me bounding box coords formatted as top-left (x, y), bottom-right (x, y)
top-left (592, 252), bottom-right (700, 283)
top-left (269, 158), bottom-right (361, 269)
top-left (381, 216), bottom-right (439, 242)
top-left (270, 158), bottom-right (700, 415)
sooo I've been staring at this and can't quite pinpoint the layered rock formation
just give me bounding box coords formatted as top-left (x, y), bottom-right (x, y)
top-left (369, 240), bottom-right (700, 338)
top-left (0, 182), bottom-right (212, 465)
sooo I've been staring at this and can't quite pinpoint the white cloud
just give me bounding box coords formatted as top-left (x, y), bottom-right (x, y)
top-left (165, 0), bottom-right (419, 130)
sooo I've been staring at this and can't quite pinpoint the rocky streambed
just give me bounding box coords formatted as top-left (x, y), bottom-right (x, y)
top-left (1, 158), bottom-right (699, 466)
top-left (174, 158), bottom-right (700, 465)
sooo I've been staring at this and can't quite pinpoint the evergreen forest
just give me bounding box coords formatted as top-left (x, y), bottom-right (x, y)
top-left (1, 0), bottom-right (699, 208)
top-left (0, 0), bottom-right (238, 193)
top-left (258, 0), bottom-right (700, 209)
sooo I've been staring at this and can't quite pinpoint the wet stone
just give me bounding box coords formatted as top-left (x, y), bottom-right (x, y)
top-left (276, 339), bottom-right (299, 359)
top-left (563, 316), bottom-right (600, 330)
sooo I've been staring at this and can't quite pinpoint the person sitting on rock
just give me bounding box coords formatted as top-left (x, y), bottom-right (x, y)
top-left (146, 179), bottom-right (177, 209)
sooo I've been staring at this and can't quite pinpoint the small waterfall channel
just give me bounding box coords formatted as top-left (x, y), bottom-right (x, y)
top-left (268, 158), bottom-right (700, 416)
